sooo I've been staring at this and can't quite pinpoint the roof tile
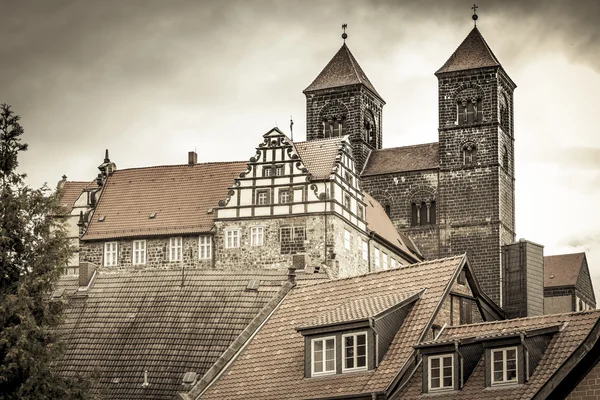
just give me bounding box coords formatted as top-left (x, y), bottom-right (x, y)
top-left (544, 253), bottom-right (585, 288)
top-left (436, 27), bottom-right (501, 74)
top-left (362, 143), bottom-right (439, 176)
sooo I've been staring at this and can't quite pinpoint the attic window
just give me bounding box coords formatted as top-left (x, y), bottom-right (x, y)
top-left (427, 354), bottom-right (455, 392)
top-left (182, 372), bottom-right (198, 385)
top-left (149, 212), bottom-right (157, 219)
top-left (490, 347), bottom-right (518, 386)
top-left (98, 215), bottom-right (106, 222)
top-left (246, 279), bottom-right (260, 291)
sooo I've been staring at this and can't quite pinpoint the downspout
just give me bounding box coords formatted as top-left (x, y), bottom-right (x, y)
top-left (455, 340), bottom-right (464, 388)
top-left (520, 333), bottom-right (530, 381)
top-left (368, 232), bottom-right (374, 273)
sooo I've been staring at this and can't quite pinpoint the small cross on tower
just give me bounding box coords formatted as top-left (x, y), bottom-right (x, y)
top-left (472, 4), bottom-right (479, 27)
top-left (342, 23), bottom-right (348, 43)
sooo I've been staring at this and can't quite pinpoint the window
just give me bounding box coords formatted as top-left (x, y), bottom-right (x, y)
top-left (256, 189), bottom-right (270, 205)
top-left (104, 242), bottom-right (118, 266)
top-left (384, 204), bottom-right (391, 217)
top-left (382, 252), bottom-right (389, 270)
top-left (391, 258), bottom-right (396, 269)
top-left (279, 189), bottom-right (291, 204)
top-left (344, 194), bottom-right (351, 209)
top-left (199, 235), bottom-right (211, 259)
top-left (457, 97), bottom-right (483, 125)
top-left (342, 333), bottom-right (367, 372)
top-left (491, 348), bottom-right (518, 386)
top-left (362, 240), bottom-right (368, 261)
top-left (280, 226), bottom-right (306, 254)
top-left (133, 240), bottom-right (146, 265)
top-left (374, 248), bottom-right (380, 269)
top-left (251, 227), bottom-right (264, 246)
top-left (459, 297), bottom-right (472, 325)
top-left (344, 229), bottom-right (351, 250)
top-left (463, 143), bottom-right (476, 165)
top-left (345, 171), bottom-right (353, 186)
top-left (428, 354), bottom-right (454, 391)
top-left (357, 204), bottom-right (364, 220)
top-left (311, 337), bottom-right (336, 376)
top-left (323, 117), bottom-right (346, 138)
top-left (263, 166), bottom-right (273, 177)
top-left (502, 146), bottom-right (509, 170)
top-left (169, 237), bottom-right (183, 262)
top-left (411, 200), bottom-right (436, 226)
top-left (275, 165), bottom-right (284, 176)
top-left (225, 230), bottom-right (240, 249)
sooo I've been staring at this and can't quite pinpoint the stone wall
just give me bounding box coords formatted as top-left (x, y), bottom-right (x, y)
top-left (80, 235), bottom-right (213, 270)
top-left (566, 360), bottom-right (600, 400)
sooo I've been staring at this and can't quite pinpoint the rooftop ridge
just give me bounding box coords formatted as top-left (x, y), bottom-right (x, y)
top-left (376, 142), bottom-right (439, 152)
top-left (109, 160), bottom-right (247, 174)
top-left (294, 254), bottom-right (464, 289)
top-left (442, 309), bottom-right (600, 332)
top-left (292, 136), bottom-right (347, 146)
top-left (545, 252), bottom-right (586, 258)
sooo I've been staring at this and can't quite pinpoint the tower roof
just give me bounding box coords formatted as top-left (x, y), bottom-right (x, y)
top-left (304, 43), bottom-right (383, 100)
top-left (436, 27), bottom-right (501, 74)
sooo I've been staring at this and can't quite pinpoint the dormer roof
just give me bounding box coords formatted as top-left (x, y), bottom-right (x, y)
top-left (304, 43), bottom-right (383, 101)
top-left (436, 27), bottom-right (501, 74)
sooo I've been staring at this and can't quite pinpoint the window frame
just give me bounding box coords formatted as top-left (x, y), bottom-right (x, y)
top-left (225, 229), bottom-right (241, 249)
top-left (279, 189), bottom-right (291, 204)
top-left (263, 166), bottom-right (273, 177)
top-left (250, 226), bottom-right (264, 247)
top-left (199, 235), bottom-right (211, 260)
top-left (490, 347), bottom-right (518, 386)
top-left (374, 248), bottom-right (380, 269)
top-left (256, 189), bottom-right (270, 205)
top-left (311, 336), bottom-right (336, 377)
top-left (344, 229), bottom-right (351, 251)
top-left (361, 240), bottom-right (368, 261)
top-left (382, 252), bottom-right (389, 270)
top-left (427, 354), bottom-right (454, 392)
top-left (169, 237), bottom-right (183, 262)
top-left (344, 193), bottom-right (351, 210)
top-left (342, 332), bottom-right (368, 373)
top-left (133, 240), bottom-right (146, 265)
top-left (104, 241), bottom-right (118, 267)
top-left (275, 164), bottom-right (284, 176)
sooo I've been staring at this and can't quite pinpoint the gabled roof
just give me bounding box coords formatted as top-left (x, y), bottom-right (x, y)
top-left (544, 252), bottom-right (586, 288)
top-left (293, 136), bottom-right (346, 180)
top-left (56, 268), bottom-right (328, 400)
top-left (304, 43), bottom-right (383, 101)
top-left (363, 193), bottom-right (422, 260)
top-left (394, 311), bottom-right (600, 400)
top-left (83, 162), bottom-right (245, 240)
top-left (193, 255), bottom-right (467, 400)
top-left (58, 181), bottom-right (94, 212)
top-left (436, 27), bottom-right (501, 74)
top-left (362, 143), bottom-right (439, 176)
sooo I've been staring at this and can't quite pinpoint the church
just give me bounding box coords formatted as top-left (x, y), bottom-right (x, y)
top-left (54, 14), bottom-right (600, 400)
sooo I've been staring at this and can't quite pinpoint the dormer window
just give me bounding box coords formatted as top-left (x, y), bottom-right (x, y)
top-left (427, 354), bottom-right (455, 392)
top-left (342, 333), bottom-right (367, 372)
top-left (491, 347), bottom-right (518, 386)
top-left (311, 337), bottom-right (336, 376)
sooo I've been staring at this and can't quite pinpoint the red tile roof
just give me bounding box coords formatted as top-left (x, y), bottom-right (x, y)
top-left (436, 27), bottom-right (501, 74)
top-left (395, 311), bottom-right (600, 399)
top-left (304, 43), bottom-right (383, 100)
top-left (297, 290), bottom-right (423, 331)
top-left (195, 255), bottom-right (465, 400)
top-left (83, 162), bottom-right (245, 240)
top-left (293, 137), bottom-right (345, 180)
top-left (362, 143), bottom-right (439, 176)
top-left (544, 252), bottom-right (586, 288)
top-left (56, 268), bottom-right (328, 400)
top-left (58, 181), bottom-right (94, 212)
top-left (364, 193), bottom-right (421, 260)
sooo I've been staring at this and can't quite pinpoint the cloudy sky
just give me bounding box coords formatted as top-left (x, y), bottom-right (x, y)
top-left (3, 0), bottom-right (600, 296)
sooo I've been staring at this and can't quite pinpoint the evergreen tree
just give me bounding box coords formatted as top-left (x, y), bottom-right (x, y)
top-left (0, 104), bottom-right (94, 399)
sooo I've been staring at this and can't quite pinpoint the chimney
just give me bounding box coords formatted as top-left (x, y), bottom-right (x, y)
top-left (57, 175), bottom-right (67, 191)
top-left (287, 267), bottom-right (296, 285)
top-left (79, 262), bottom-right (97, 288)
top-left (188, 151), bottom-right (198, 165)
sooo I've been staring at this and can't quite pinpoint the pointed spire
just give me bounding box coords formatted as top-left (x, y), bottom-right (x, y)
top-left (304, 43), bottom-right (383, 101)
top-left (436, 27), bottom-right (501, 75)
top-left (104, 149), bottom-right (110, 163)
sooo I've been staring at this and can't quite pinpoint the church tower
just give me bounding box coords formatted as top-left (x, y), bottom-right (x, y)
top-left (435, 26), bottom-right (517, 303)
top-left (304, 34), bottom-right (385, 172)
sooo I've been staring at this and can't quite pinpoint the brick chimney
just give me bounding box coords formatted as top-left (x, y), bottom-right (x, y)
top-left (79, 262), bottom-right (97, 288)
top-left (188, 151), bottom-right (198, 165)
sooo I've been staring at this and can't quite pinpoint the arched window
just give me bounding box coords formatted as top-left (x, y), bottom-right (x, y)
top-left (322, 117), bottom-right (347, 138)
top-left (364, 110), bottom-right (377, 147)
top-left (411, 200), bottom-right (436, 226)
top-left (384, 204), bottom-right (391, 217)
top-left (463, 142), bottom-right (477, 165)
top-left (502, 146), bottom-right (509, 169)
top-left (457, 97), bottom-right (483, 125)
top-left (499, 93), bottom-right (510, 132)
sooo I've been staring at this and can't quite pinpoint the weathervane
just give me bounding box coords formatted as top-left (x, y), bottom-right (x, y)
top-left (472, 4), bottom-right (478, 27)
top-left (342, 23), bottom-right (348, 43)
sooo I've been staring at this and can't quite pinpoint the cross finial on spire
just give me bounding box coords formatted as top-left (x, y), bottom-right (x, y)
top-left (341, 23), bottom-right (348, 43)
top-left (471, 4), bottom-right (479, 27)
